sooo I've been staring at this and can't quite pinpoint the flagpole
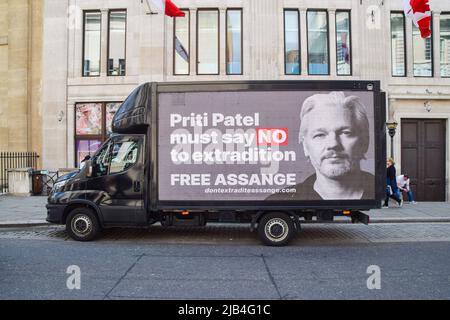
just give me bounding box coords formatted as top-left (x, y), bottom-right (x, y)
top-left (163, 13), bottom-right (167, 82)
top-left (148, 0), bottom-right (186, 80)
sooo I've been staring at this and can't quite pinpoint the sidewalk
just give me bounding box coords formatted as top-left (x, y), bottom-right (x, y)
top-left (0, 195), bottom-right (450, 227)
top-left (0, 195), bottom-right (49, 227)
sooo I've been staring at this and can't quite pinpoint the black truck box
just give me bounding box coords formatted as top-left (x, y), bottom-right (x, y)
top-left (112, 81), bottom-right (386, 212)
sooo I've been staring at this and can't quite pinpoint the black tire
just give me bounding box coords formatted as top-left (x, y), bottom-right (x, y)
top-left (257, 212), bottom-right (295, 246)
top-left (66, 207), bottom-right (101, 241)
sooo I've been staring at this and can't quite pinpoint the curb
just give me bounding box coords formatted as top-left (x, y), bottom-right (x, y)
top-left (367, 218), bottom-right (450, 224)
top-left (325, 217), bottom-right (450, 224)
top-left (0, 221), bottom-right (50, 228)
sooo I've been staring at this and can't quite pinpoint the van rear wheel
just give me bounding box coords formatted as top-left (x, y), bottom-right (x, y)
top-left (257, 212), bottom-right (295, 246)
top-left (66, 208), bottom-right (100, 241)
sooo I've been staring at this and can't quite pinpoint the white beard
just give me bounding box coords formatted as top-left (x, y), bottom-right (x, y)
top-left (312, 158), bottom-right (354, 179)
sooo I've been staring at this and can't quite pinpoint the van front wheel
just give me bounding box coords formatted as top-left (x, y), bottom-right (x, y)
top-left (257, 212), bottom-right (295, 246)
top-left (66, 208), bottom-right (100, 241)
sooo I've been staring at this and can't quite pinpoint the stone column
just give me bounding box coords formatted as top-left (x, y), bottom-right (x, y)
top-left (41, 0), bottom-right (69, 170)
top-left (100, 9), bottom-right (108, 77)
top-left (190, 8), bottom-right (196, 75)
top-left (406, 17), bottom-right (414, 77)
top-left (7, 0), bottom-right (29, 151)
top-left (165, 14), bottom-right (174, 79)
top-left (329, 10), bottom-right (337, 77)
top-left (247, 0), bottom-right (279, 79)
top-left (433, 11), bottom-right (441, 78)
top-left (219, 8), bottom-right (226, 76)
top-left (300, 8), bottom-right (308, 75)
top-left (350, 9), bottom-right (359, 77)
top-left (29, 0), bottom-right (43, 168)
top-left (67, 102), bottom-right (75, 168)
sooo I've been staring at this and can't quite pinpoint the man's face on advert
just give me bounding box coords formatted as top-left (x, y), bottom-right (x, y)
top-left (302, 104), bottom-right (363, 179)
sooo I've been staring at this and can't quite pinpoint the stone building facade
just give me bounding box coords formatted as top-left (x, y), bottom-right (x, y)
top-left (0, 0), bottom-right (43, 166)
top-left (12, 0), bottom-right (450, 201)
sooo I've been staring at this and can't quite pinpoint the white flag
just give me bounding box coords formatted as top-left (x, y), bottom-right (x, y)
top-left (175, 36), bottom-right (189, 63)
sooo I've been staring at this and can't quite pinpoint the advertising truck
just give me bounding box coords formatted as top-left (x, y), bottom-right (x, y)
top-left (47, 81), bottom-right (386, 246)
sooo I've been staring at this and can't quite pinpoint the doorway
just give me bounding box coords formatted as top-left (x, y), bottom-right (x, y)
top-left (401, 119), bottom-right (446, 201)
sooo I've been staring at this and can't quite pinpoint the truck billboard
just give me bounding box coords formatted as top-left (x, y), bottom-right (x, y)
top-left (158, 90), bottom-right (376, 201)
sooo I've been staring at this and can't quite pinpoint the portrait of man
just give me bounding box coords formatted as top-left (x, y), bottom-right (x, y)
top-left (267, 91), bottom-right (374, 200)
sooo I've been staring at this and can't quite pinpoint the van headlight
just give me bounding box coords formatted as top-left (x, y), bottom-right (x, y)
top-left (53, 179), bottom-right (69, 191)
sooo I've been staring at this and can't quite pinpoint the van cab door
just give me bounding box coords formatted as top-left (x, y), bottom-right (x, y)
top-left (87, 135), bottom-right (146, 225)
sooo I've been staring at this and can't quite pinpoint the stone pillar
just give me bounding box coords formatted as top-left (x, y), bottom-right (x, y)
top-left (406, 16), bottom-right (414, 78)
top-left (6, 0), bottom-right (29, 151)
top-left (433, 11), bottom-right (441, 78)
top-left (190, 8), bottom-right (196, 75)
top-left (300, 8), bottom-right (308, 75)
top-left (356, 1), bottom-right (390, 80)
top-left (29, 0), bottom-right (44, 169)
top-left (7, 168), bottom-right (32, 196)
top-left (100, 9), bottom-right (108, 77)
top-left (219, 8), bottom-right (226, 76)
top-left (41, 0), bottom-right (69, 170)
top-left (67, 102), bottom-right (75, 168)
top-left (350, 8), bottom-right (359, 77)
top-left (165, 13), bottom-right (174, 79)
top-left (248, 0), bottom-right (279, 79)
top-left (329, 10), bottom-right (337, 77)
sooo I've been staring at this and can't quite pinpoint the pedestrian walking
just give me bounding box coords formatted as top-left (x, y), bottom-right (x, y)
top-left (383, 158), bottom-right (402, 208)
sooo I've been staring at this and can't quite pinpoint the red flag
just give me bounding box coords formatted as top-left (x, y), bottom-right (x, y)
top-left (403, 0), bottom-right (431, 38)
top-left (151, 0), bottom-right (185, 17)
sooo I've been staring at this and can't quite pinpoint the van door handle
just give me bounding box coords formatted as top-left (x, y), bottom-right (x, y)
top-left (133, 181), bottom-right (141, 192)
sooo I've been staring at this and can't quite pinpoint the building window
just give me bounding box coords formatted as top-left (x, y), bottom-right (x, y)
top-left (108, 10), bottom-right (126, 76)
top-left (440, 13), bottom-right (450, 77)
top-left (413, 18), bottom-right (433, 77)
top-left (307, 10), bottom-right (329, 75)
top-left (391, 12), bottom-right (406, 77)
top-left (75, 102), bottom-right (121, 166)
top-left (105, 103), bottom-right (120, 135)
top-left (226, 9), bottom-right (243, 75)
top-left (173, 10), bottom-right (190, 75)
top-left (336, 11), bottom-right (351, 76)
top-left (284, 10), bottom-right (300, 75)
top-left (83, 11), bottom-right (102, 77)
top-left (197, 9), bottom-right (219, 75)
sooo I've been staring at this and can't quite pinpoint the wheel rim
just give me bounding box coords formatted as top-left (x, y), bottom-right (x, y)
top-left (71, 214), bottom-right (92, 237)
top-left (264, 218), bottom-right (289, 243)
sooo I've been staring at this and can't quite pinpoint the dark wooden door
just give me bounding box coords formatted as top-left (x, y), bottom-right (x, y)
top-left (401, 119), bottom-right (446, 201)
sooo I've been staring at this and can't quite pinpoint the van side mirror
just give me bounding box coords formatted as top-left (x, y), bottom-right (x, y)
top-left (86, 160), bottom-right (93, 178)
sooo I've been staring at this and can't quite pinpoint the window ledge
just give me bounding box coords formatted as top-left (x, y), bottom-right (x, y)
top-left (388, 77), bottom-right (450, 86)
top-left (68, 76), bottom-right (140, 87)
